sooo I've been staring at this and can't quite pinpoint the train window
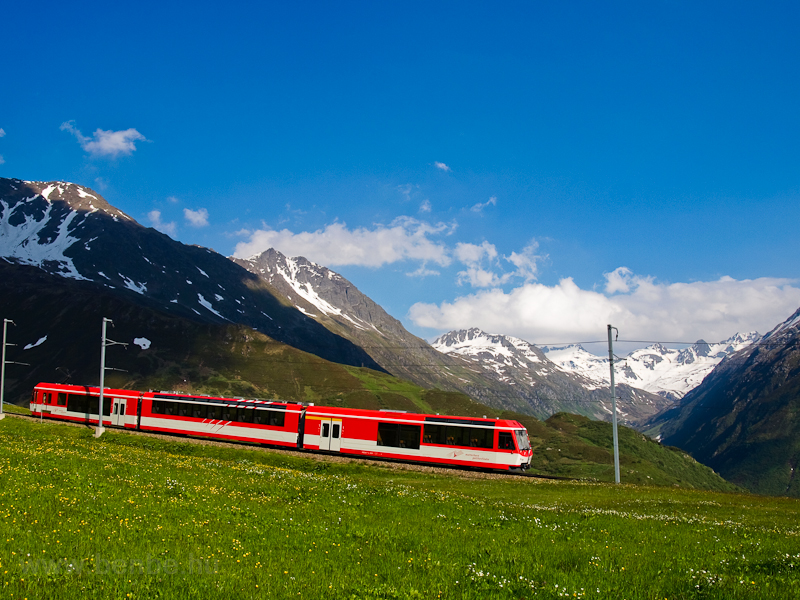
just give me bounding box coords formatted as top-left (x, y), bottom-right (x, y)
top-left (332, 423), bottom-right (340, 439)
top-left (192, 403), bottom-right (207, 419)
top-left (67, 394), bottom-right (88, 414)
top-left (86, 397), bottom-right (112, 416)
top-left (469, 428), bottom-right (493, 449)
top-left (151, 400), bottom-right (164, 415)
top-left (177, 403), bottom-right (190, 417)
top-left (240, 408), bottom-right (255, 423)
top-left (514, 429), bottom-right (531, 451)
top-left (42, 393), bottom-right (50, 404)
top-left (399, 425), bottom-right (420, 449)
top-left (498, 431), bottom-right (514, 450)
top-left (376, 422), bottom-right (398, 447)
top-left (269, 410), bottom-right (285, 427)
top-left (445, 426), bottom-right (470, 447)
top-left (165, 402), bottom-right (177, 416)
top-left (57, 393), bottom-right (67, 406)
top-left (209, 404), bottom-right (223, 420)
top-left (423, 424), bottom-right (446, 445)
top-left (377, 423), bottom-right (420, 449)
top-left (322, 422), bottom-right (330, 438)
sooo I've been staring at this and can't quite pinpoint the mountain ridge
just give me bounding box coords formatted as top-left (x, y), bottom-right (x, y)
top-left (651, 306), bottom-right (800, 496)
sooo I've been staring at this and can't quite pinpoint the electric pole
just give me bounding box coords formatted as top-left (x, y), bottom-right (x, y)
top-left (1, 319), bottom-right (29, 419)
top-left (607, 324), bottom-right (621, 484)
top-left (96, 317), bottom-right (127, 438)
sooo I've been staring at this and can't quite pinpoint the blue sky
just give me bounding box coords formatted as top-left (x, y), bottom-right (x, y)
top-left (2, 1), bottom-right (799, 352)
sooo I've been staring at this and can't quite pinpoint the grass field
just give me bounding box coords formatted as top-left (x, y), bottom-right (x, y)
top-left (0, 416), bottom-right (798, 599)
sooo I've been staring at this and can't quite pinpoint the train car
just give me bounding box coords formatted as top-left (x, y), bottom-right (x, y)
top-left (138, 391), bottom-right (304, 448)
top-left (31, 382), bottom-right (141, 429)
top-left (303, 406), bottom-right (532, 471)
top-left (30, 382), bottom-right (532, 471)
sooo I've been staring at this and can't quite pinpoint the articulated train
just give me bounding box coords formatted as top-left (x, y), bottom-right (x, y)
top-left (30, 382), bottom-right (532, 471)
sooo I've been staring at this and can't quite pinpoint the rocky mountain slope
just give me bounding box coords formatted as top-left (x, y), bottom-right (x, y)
top-left (650, 307), bottom-right (800, 496)
top-left (541, 333), bottom-right (759, 401)
top-left (432, 328), bottom-right (669, 426)
top-left (0, 177), bottom-right (380, 371)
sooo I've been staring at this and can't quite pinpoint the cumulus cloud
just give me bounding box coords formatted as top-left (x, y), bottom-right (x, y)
top-left (419, 199), bottom-right (432, 213)
top-left (409, 271), bottom-right (800, 345)
top-left (184, 207), bottom-right (209, 227)
top-left (233, 217), bottom-right (454, 268)
top-left (148, 210), bottom-right (176, 237)
top-left (471, 196), bottom-right (497, 212)
top-left (60, 121), bottom-right (147, 158)
top-left (454, 242), bottom-right (505, 286)
top-left (434, 161), bottom-right (451, 172)
top-left (506, 241), bottom-right (543, 282)
top-left (452, 240), bottom-right (543, 288)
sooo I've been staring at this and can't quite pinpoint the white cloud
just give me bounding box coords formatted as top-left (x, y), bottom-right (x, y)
top-left (407, 264), bottom-right (441, 278)
top-left (148, 210), bottom-right (176, 237)
top-left (233, 217), bottom-right (454, 268)
top-left (60, 121), bottom-right (147, 158)
top-left (93, 177), bottom-right (108, 191)
top-left (419, 199), bottom-right (432, 213)
top-left (506, 241), bottom-right (543, 282)
top-left (456, 267), bottom-right (512, 288)
top-left (471, 196), bottom-right (497, 212)
top-left (167, 196), bottom-right (180, 204)
top-left (454, 241), bottom-right (498, 265)
top-left (0, 128), bottom-right (5, 137)
top-left (434, 161), bottom-right (451, 172)
top-left (0, 156), bottom-right (4, 165)
top-left (409, 271), bottom-right (800, 346)
top-left (452, 240), bottom-right (543, 288)
top-left (184, 207), bottom-right (209, 227)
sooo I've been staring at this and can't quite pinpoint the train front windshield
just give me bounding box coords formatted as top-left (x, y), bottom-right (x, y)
top-left (514, 429), bottom-right (530, 451)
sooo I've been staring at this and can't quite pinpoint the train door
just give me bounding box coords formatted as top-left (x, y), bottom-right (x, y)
top-left (112, 398), bottom-right (126, 427)
top-left (319, 419), bottom-right (342, 452)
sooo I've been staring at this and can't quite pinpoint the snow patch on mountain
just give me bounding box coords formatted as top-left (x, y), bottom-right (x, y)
top-left (761, 306), bottom-right (800, 341)
top-left (120, 274), bottom-right (146, 294)
top-left (24, 335), bottom-right (47, 350)
top-left (0, 199), bottom-right (88, 280)
top-left (541, 333), bottom-right (760, 399)
top-left (197, 293), bottom-right (227, 320)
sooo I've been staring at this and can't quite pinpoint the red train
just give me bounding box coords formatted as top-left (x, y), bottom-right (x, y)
top-left (30, 382), bottom-right (533, 471)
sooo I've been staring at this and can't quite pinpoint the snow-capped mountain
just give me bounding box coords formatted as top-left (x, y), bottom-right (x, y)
top-left (232, 249), bottom-right (389, 335)
top-left (233, 249), bottom-right (522, 396)
top-left (432, 328), bottom-right (556, 383)
top-left (541, 333), bottom-right (760, 400)
top-left (0, 177), bottom-right (381, 370)
top-left (433, 328), bottom-right (670, 425)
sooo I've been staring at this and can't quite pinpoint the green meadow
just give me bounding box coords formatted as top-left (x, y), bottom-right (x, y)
top-left (0, 415), bottom-right (798, 599)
